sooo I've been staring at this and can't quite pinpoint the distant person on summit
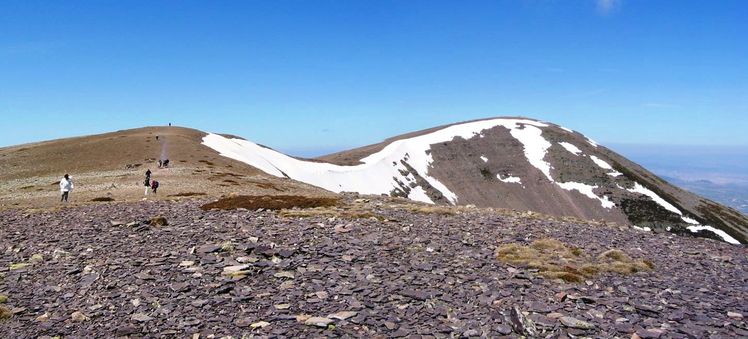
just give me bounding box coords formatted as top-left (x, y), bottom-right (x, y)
top-left (59, 174), bottom-right (74, 203)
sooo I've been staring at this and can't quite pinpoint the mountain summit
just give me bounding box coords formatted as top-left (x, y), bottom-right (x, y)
top-left (203, 117), bottom-right (748, 244)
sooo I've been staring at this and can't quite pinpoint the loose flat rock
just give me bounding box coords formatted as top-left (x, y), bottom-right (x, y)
top-left (559, 316), bottom-right (595, 329)
top-left (304, 317), bottom-right (334, 327)
top-left (329, 311), bottom-right (357, 320)
top-left (728, 311), bottom-right (743, 319)
top-left (274, 271), bottom-right (295, 279)
top-left (70, 311), bottom-right (88, 322)
top-left (250, 321), bottom-right (271, 329)
top-left (131, 313), bottom-right (152, 322)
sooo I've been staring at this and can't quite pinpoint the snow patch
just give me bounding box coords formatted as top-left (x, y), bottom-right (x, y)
top-left (625, 182), bottom-right (740, 244)
top-left (558, 142), bottom-right (582, 155)
top-left (510, 125), bottom-right (553, 181)
top-left (590, 155), bottom-right (623, 177)
top-left (497, 174), bottom-right (522, 184)
top-left (586, 137), bottom-right (599, 148)
top-left (557, 182), bottom-right (615, 209)
top-left (687, 225), bottom-right (741, 245)
top-left (480, 155), bottom-right (488, 163)
top-left (626, 182), bottom-right (682, 215)
top-left (407, 186), bottom-right (434, 204)
top-left (590, 155), bottom-right (613, 170)
top-left (632, 226), bottom-right (652, 232)
top-left (560, 126), bottom-right (574, 133)
top-left (681, 216), bottom-right (700, 225)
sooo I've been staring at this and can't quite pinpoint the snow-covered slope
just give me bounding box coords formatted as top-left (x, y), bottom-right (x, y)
top-left (204, 118), bottom-right (616, 209)
top-left (204, 118), bottom-right (548, 204)
top-left (202, 117), bottom-right (748, 245)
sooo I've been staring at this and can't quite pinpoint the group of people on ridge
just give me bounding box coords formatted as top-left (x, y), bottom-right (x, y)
top-left (58, 162), bottom-right (165, 203)
top-left (144, 169), bottom-right (160, 195)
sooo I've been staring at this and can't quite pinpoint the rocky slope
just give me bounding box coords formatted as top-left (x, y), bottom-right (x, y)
top-left (202, 117), bottom-right (748, 244)
top-left (1, 197), bottom-right (746, 338)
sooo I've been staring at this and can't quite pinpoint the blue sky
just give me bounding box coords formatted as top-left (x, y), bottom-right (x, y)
top-left (1, 0), bottom-right (746, 156)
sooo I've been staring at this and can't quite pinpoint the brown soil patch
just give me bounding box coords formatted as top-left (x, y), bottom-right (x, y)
top-left (167, 192), bottom-right (207, 197)
top-left (201, 195), bottom-right (339, 211)
top-left (248, 181), bottom-right (284, 191)
top-left (496, 238), bottom-right (653, 283)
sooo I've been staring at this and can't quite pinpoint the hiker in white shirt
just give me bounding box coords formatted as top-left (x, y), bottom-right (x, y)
top-left (60, 174), bottom-right (74, 202)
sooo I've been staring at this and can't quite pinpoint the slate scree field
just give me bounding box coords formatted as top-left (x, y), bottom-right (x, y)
top-left (1, 117), bottom-right (747, 338)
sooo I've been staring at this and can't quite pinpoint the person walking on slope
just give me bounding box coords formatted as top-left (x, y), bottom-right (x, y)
top-left (151, 179), bottom-right (160, 194)
top-left (59, 174), bottom-right (74, 202)
top-left (144, 169), bottom-right (152, 196)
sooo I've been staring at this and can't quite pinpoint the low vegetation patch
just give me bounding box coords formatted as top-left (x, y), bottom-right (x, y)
top-left (201, 195), bottom-right (339, 211)
top-left (279, 206), bottom-right (383, 220)
top-left (404, 204), bottom-right (459, 216)
top-left (9, 263), bottom-right (31, 270)
top-left (0, 305), bottom-right (12, 320)
top-left (496, 238), bottom-right (654, 283)
top-left (91, 197), bottom-right (115, 202)
top-left (149, 216), bottom-right (168, 226)
top-left (168, 192), bottom-right (207, 197)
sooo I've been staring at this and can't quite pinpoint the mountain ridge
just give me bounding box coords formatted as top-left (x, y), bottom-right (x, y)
top-left (1, 119), bottom-right (745, 244)
top-left (201, 117), bottom-right (748, 244)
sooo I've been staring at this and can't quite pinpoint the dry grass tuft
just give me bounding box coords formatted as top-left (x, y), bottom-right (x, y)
top-left (496, 238), bottom-right (653, 283)
top-left (405, 205), bottom-right (458, 215)
top-left (0, 305), bottom-right (12, 320)
top-left (598, 249), bottom-right (631, 262)
top-left (279, 206), bottom-right (382, 220)
top-left (149, 216), bottom-right (168, 226)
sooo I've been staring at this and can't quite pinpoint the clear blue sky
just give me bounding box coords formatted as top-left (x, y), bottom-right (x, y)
top-left (1, 0), bottom-right (746, 156)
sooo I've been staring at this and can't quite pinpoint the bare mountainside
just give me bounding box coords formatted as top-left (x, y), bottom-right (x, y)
top-left (0, 126), bottom-right (331, 210)
top-left (202, 117), bottom-right (748, 244)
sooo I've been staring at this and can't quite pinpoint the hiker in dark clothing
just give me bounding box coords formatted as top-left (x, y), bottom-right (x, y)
top-left (151, 180), bottom-right (159, 194)
top-left (158, 160), bottom-right (162, 168)
top-left (144, 169), bottom-right (152, 196)
top-left (163, 159), bottom-right (170, 168)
